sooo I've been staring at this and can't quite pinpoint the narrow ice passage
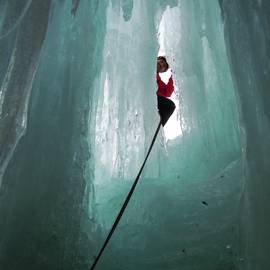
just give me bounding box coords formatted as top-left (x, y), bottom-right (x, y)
top-left (91, 2), bottom-right (242, 270)
top-left (0, 1), bottom-right (270, 270)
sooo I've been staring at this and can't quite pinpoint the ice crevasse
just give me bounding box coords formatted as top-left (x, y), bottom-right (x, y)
top-left (0, 1), bottom-right (269, 270)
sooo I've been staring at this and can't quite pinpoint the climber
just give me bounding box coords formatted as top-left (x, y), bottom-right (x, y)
top-left (90, 56), bottom-right (175, 270)
top-left (156, 56), bottom-right (176, 126)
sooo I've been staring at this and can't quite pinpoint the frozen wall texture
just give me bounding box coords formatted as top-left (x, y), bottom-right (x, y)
top-left (0, 1), bottom-right (269, 270)
top-left (219, 1), bottom-right (270, 269)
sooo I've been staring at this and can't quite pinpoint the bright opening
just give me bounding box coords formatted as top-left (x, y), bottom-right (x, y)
top-left (157, 8), bottom-right (182, 141)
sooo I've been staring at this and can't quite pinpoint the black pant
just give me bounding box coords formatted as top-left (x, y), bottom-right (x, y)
top-left (157, 96), bottom-right (176, 126)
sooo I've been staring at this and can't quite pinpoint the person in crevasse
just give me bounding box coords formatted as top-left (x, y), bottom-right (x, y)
top-left (156, 56), bottom-right (176, 126)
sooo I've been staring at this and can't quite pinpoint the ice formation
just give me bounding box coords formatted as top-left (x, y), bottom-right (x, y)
top-left (0, 1), bottom-right (269, 270)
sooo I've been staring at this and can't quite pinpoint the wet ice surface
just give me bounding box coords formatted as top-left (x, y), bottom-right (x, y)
top-left (0, 0), bottom-right (270, 270)
top-left (95, 159), bottom-right (243, 270)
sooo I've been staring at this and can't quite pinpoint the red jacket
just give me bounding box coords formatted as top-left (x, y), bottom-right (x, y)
top-left (156, 73), bottom-right (174, 98)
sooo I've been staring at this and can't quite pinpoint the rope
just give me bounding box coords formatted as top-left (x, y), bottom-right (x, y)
top-left (90, 120), bottom-right (162, 270)
top-left (0, 0), bottom-right (32, 40)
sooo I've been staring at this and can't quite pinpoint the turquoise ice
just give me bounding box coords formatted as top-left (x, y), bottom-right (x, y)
top-left (0, 1), bottom-right (269, 270)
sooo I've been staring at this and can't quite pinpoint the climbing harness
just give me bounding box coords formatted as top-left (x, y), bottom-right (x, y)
top-left (89, 120), bottom-right (162, 270)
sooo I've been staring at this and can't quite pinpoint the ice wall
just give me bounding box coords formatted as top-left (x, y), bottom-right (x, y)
top-left (0, 0), bottom-right (51, 184)
top-left (219, 1), bottom-right (270, 269)
top-left (0, 1), bottom-right (108, 269)
top-left (0, 0), bottom-right (268, 270)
